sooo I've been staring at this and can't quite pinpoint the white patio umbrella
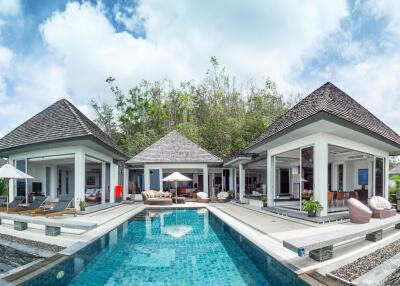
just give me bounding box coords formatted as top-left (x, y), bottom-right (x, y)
top-left (0, 164), bottom-right (34, 211)
top-left (162, 172), bottom-right (192, 204)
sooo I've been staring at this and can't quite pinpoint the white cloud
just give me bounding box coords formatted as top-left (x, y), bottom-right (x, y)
top-left (0, 0), bottom-right (20, 16)
top-left (38, 1), bottom-right (349, 100)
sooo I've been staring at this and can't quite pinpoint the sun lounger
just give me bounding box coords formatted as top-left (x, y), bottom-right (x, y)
top-left (348, 198), bottom-right (372, 224)
top-left (217, 191), bottom-right (230, 203)
top-left (8, 196), bottom-right (47, 214)
top-left (0, 196), bottom-right (26, 212)
top-left (31, 197), bottom-right (73, 218)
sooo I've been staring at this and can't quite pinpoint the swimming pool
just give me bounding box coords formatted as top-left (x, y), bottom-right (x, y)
top-left (22, 208), bottom-right (306, 285)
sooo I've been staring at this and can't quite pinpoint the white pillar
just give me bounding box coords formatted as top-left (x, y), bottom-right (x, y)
top-left (123, 167), bottom-right (129, 200)
top-left (233, 168), bottom-right (237, 199)
top-left (203, 165), bottom-right (208, 195)
top-left (74, 151), bottom-right (86, 210)
top-left (211, 173), bottom-right (215, 196)
top-left (267, 155), bottom-right (274, 207)
top-left (144, 165), bottom-right (150, 191)
top-left (159, 168), bottom-right (163, 191)
top-left (314, 139), bottom-right (328, 216)
top-left (50, 165), bottom-right (58, 200)
top-left (384, 156), bottom-right (390, 199)
top-left (110, 162), bottom-right (118, 203)
top-left (239, 163), bottom-right (245, 202)
top-left (229, 168), bottom-right (233, 191)
top-left (101, 162), bottom-right (106, 204)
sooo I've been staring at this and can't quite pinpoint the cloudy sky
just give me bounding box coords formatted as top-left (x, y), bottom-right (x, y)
top-left (0, 0), bottom-right (399, 137)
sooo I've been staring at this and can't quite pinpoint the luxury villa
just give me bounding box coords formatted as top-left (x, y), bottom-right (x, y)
top-left (0, 82), bottom-right (398, 218)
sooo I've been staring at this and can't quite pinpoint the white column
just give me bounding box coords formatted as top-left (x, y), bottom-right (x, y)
top-left (9, 178), bottom-right (14, 202)
top-left (123, 167), bottom-right (129, 200)
top-left (203, 165), bottom-right (208, 195)
top-left (211, 173), bottom-right (215, 196)
top-left (159, 168), bottom-right (163, 191)
top-left (267, 154), bottom-right (274, 207)
top-left (74, 151), bottom-right (86, 210)
top-left (314, 138), bottom-right (328, 216)
top-left (229, 168), bottom-right (233, 191)
top-left (239, 163), bottom-right (245, 202)
top-left (110, 162), bottom-right (118, 203)
top-left (50, 165), bottom-right (58, 200)
top-left (384, 156), bottom-right (390, 199)
top-left (233, 168), bottom-right (237, 199)
top-left (144, 165), bottom-right (150, 191)
top-left (101, 162), bottom-right (106, 204)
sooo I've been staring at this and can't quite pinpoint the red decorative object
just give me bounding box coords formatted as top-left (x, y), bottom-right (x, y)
top-left (115, 185), bottom-right (123, 198)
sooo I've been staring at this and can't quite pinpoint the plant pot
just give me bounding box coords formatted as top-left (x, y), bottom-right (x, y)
top-left (308, 211), bottom-right (317, 217)
top-left (80, 207), bottom-right (85, 211)
top-left (262, 203), bottom-right (267, 207)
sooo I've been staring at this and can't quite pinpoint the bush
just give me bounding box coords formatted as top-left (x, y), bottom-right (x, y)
top-left (389, 187), bottom-right (397, 204)
top-left (0, 179), bottom-right (6, 196)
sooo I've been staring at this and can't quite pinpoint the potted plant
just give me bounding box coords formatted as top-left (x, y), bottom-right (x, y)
top-left (227, 190), bottom-right (233, 198)
top-left (79, 200), bottom-right (87, 211)
top-left (302, 197), bottom-right (323, 217)
top-left (260, 196), bottom-right (268, 207)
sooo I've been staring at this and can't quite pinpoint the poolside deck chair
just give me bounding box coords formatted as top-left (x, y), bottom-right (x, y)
top-left (8, 196), bottom-right (47, 214)
top-left (31, 197), bottom-right (73, 218)
top-left (0, 196), bottom-right (26, 212)
top-left (196, 192), bottom-right (210, 203)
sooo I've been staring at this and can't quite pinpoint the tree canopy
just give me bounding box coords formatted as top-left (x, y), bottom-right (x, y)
top-left (91, 58), bottom-right (300, 159)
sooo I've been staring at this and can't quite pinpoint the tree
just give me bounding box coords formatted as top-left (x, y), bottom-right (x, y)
top-left (92, 58), bottom-right (300, 158)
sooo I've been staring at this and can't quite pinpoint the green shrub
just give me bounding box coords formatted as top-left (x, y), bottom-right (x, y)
top-left (302, 197), bottom-right (323, 213)
top-left (0, 179), bottom-right (6, 196)
top-left (389, 187), bottom-right (398, 204)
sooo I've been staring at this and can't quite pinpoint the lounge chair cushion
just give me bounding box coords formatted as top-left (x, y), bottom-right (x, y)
top-left (217, 192), bottom-right (229, 199)
top-left (197, 192), bottom-right (209, 199)
top-left (369, 196), bottom-right (391, 210)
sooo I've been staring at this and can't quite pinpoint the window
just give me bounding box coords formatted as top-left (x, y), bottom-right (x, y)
top-left (15, 160), bottom-right (26, 196)
top-left (66, 171), bottom-right (69, 194)
top-left (338, 164), bottom-right (344, 191)
top-left (46, 167), bottom-right (51, 196)
top-left (58, 170), bottom-right (62, 195)
top-left (375, 157), bottom-right (384, 197)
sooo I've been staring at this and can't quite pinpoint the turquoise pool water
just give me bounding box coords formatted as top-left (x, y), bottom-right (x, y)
top-left (23, 208), bottom-right (305, 286)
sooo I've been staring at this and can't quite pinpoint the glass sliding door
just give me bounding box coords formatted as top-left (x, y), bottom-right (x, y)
top-left (15, 159), bottom-right (27, 198)
top-left (301, 146), bottom-right (314, 210)
top-left (375, 157), bottom-right (384, 197)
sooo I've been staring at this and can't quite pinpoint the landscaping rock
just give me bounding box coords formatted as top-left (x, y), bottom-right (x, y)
top-left (331, 238), bottom-right (400, 282)
top-left (0, 233), bottom-right (65, 252)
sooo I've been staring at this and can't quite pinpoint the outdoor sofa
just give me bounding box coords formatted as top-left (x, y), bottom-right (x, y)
top-left (368, 196), bottom-right (396, 219)
top-left (217, 191), bottom-right (230, 203)
top-left (348, 198), bottom-right (372, 224)
top-left (142, 190), bottom-right (173, 205)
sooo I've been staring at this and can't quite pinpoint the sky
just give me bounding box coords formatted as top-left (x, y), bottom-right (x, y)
top-left (0, 0), bottom-right (400, 137)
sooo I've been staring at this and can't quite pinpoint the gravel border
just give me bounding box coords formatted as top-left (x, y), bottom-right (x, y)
top-left (0, 233), bottom-right (65, 253)
top-left (331, 238), bottom-right (400, 281)
top-left (384, 267), bottom-right (400, 286)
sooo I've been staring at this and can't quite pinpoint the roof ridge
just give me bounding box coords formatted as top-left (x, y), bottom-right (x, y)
top-left (61, 99), bottom-right (92, 135)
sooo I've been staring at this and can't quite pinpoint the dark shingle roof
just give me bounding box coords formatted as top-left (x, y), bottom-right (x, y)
top-left (127, 130), bottom-right (222, 164)
top-left (247, 82), bottom-right (400, 150)
top-left (0, 99), bottom-right (126, 157)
